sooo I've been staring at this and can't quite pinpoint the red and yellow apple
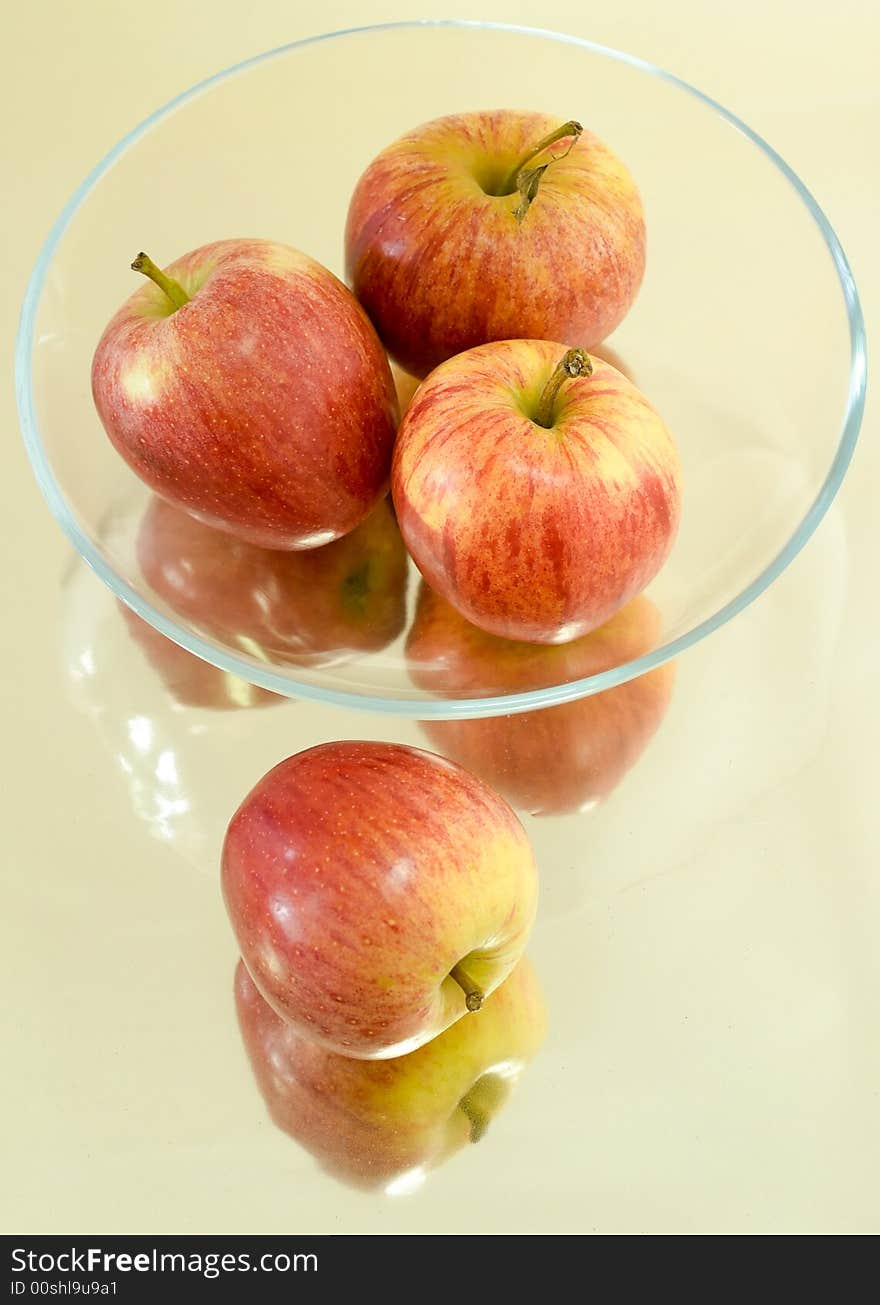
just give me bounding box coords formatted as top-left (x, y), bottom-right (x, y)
top-left (346, 110), bottom-right (645, 376)
top-left (119, 604), bottom-right (282, 710)
top-left (136, 494), bottom-right (408, 666)
top-left (222, 741), bottom-right (538, 1059)
top-left (408, 585), bottom-right (675, 815)
top-left (392, 340), bottom-right (682, 644)
top-left (92, 238), bottom-right (398, 548)
top-left (235, 955), bottom-right (546, 1191)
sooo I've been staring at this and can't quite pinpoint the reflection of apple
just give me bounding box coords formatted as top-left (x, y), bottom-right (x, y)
top-left (222, 741), bottom-right (538, 1059)
top-left (408, 586), bottom-right (675, 815)
top-left (137, 495), bottom-right (408, 665)
top-left (119, 604), bottom-right (281, 710)
top-left (392, 341), bottom-right (681, 643)
top-left (346, 110), bottom-right (644, 377)
top-left (235, 955), bottom-right (545, 1192)
top-left (92, 239), bottom-right (398, 548)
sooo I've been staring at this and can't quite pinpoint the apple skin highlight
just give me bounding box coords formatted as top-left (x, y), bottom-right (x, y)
top-left (222, 742), bottom-right (539, 1060)
top-left (392, 340), bottom-right (682, 645)
top-left (346, 110), bottom-right (645, 377)
top-left (92, 239), bottom-right (399, 550)
top-left (235, 957), bottom-right (546, 1191)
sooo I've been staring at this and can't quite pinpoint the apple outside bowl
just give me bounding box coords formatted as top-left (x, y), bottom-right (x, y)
top-left (16, 20), bottom-right (866, 720)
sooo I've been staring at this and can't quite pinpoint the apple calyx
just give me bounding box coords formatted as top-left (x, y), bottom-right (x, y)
top-left (457, 1073), bottom-right (509, 1143)
top-left (131, 252), bottom-right (190, 311)
top-left (450, 961), bottom-right (485, 1013)
top-left (505, 119), bottom-right (583, 223)
top-left (533, 348), bottom-right (594, 429)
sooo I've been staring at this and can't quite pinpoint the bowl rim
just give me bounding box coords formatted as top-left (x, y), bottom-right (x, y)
top-left (15, 17), bottom-right (867, 720)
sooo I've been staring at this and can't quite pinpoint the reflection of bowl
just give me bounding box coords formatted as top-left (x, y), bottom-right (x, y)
top-left (409, 588), bottom-right (675, 816)
top-left (17, 20), bottom-right (865, 719)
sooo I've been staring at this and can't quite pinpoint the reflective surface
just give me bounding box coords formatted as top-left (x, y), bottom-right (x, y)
top-left (3, 0), bottom-right (878, 1236)
top-left (43, 506), bottom-right (867, 1231)
top-left (235, 957), bottom-right (546, 1194)
top-left (135, 494), bottom-right (409, 668)
top-left (17, 21), bottom-right (864, 713)
top-left (408, 585), bottom-right (676, 814)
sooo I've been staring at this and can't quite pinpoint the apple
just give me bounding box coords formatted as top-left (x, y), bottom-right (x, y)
top-left (92, 239), bottom-right (398, 549)
top-left (346, 110), bottom-right (645, 377)
top-left (119, 604), bottom-right (282, 710)
top-left (222, 741), bottom-right (538, 1059)
top-left (408, 585), bottom-right (675, 815)
top-left (136, 494), bottom-right (408, 665)
top-left (235, 955), bottom-right (546, 1192)
top-left (392, 341), bottom-right (682, 644)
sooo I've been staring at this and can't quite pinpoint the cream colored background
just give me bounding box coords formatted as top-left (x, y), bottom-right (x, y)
top-left (2, 1), bottom-right (877, 1234)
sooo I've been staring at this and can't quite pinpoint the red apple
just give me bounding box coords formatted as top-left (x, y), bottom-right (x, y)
top-left (92, 239), bottom-right (398, 548)
top-left (408, 585), bottom-right (675, 815)
top-left (222, 741), bottom-right (538, 1059)
top-left (119, 604), bottom-right (282, 710)
top-left (346, 110), bottom-right (645, 377)
top-left (235, 956), bottom-right (546, 1192)
top-left (392, 340), bottom-right (681, 644)
top-left (136, 494), bottom-right (408, 665)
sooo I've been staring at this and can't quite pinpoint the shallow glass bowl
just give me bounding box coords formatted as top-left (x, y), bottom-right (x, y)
top-left (16, 19), bottom-right (866, 718)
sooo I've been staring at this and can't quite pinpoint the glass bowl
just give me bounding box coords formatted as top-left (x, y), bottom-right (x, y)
top-left (16, 19), bottom-right (866, 719)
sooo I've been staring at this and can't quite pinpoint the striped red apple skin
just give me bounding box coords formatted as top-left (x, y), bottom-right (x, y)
top-left (222, 742), bottom-right (538, 1060)
top-left (392, 340), bottom-right (682, 645)
top-left (345, 110), bottom-right (645, 377)
top-left (92, 239), bottom-right (398, 550)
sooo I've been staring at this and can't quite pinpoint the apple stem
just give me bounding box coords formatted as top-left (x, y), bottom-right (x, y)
top-left (534, 348), bottom-right (594, 429)
top-left (450, 963), bottom-right (484, 1013)
top-left (503, 119), bottom-right (583, 222)
top-left (131, 252), bottom-right (190, 310)
top-left (458, 1074), bottom-right (508, 1143)
top-left (459, 1098), bottom-right (491, 1143)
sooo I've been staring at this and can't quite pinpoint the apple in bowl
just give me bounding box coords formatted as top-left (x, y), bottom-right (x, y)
top-left (92, 239), bottom-right (398, 548)
top-left (393, 341), bottom-right (681, 644)
top-left (235, 956), bottom-right (546, 1192)
top-left (222, 741), bottom-right (538, 1059)
top-left (346, 110), bottom-right (645, 377)
top-left (408, 585), bottom-right (675, 816)
top-left (135, 494), bottom-right (408, 667)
